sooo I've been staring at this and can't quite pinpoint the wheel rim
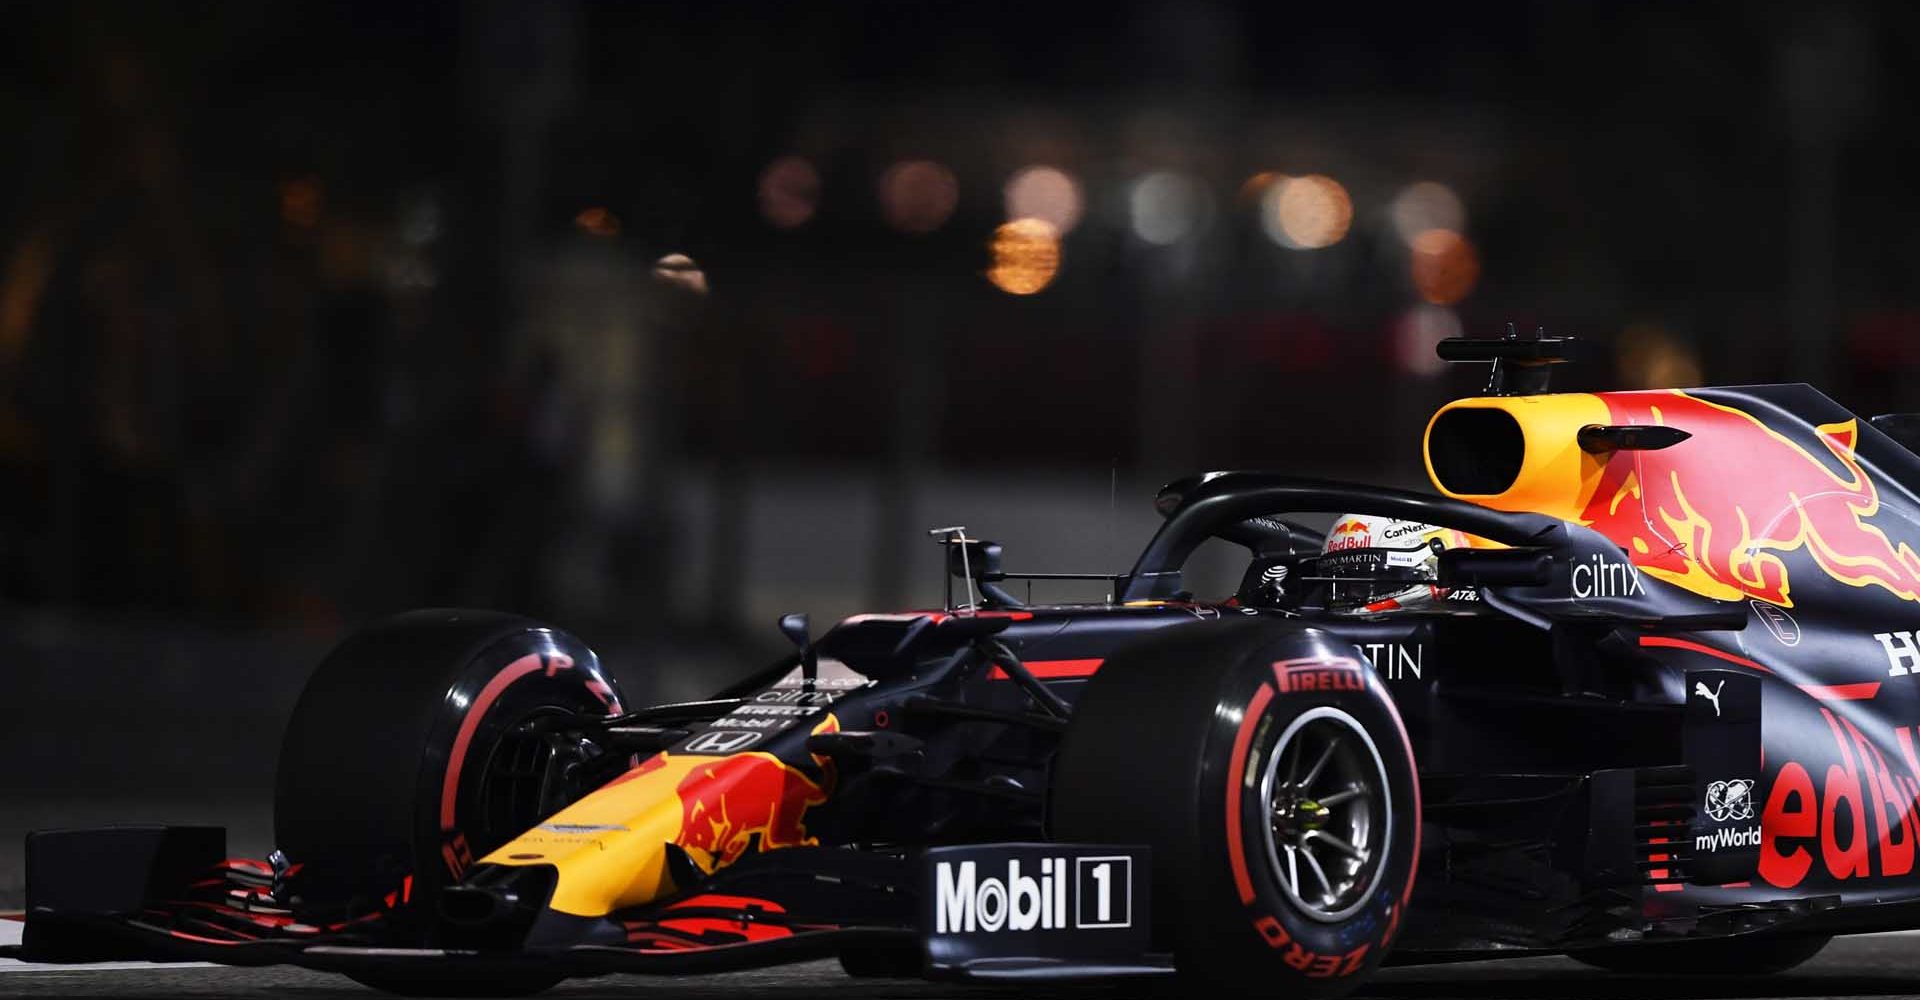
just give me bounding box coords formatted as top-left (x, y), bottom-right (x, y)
top-left (1257, 706), bottom-right (1392, 923)
top-left (472, 707), bottom-right (601, 856)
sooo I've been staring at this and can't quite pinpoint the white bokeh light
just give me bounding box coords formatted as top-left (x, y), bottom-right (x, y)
top-left (1389, 182), bottom-right (1466, 244)
top-left (1004, 166), bottom-right (1084, 234)
top-left (1129, 172), bottom-right (1207, 246)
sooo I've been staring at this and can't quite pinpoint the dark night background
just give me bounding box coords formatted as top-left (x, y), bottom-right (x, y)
top-left (1, 1), bottom-right (1916, 902)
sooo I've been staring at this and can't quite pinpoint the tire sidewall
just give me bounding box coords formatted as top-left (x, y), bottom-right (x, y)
top-left (1188, 629), bottom-right (1419, 987)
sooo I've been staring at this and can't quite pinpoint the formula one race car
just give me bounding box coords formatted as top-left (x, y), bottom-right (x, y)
top-left (17, 329), bottom-right (1920, 996)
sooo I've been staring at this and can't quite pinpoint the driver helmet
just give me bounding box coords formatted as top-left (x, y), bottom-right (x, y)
top-left (1317, 514), bottom-right (1472, 612)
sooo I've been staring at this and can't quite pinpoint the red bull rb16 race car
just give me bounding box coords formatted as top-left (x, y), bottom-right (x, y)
top-left (17, 330), bottom-right (1920, 996)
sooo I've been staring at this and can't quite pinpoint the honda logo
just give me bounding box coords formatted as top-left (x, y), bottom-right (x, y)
top-left (684, 730), bottom-right (763, 754)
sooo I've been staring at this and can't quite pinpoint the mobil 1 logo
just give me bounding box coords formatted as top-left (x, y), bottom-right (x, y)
top-left (921, 843), bottom-right (1152, 971)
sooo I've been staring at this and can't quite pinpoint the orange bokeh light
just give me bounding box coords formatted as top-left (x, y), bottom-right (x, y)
top-left (574, 206), bottom-right (621, 237)
top-left (1409, 228), bottom-right (1479, 304)
top-left (1262, 174), bottom-right (1352, 250)
top-left (986, 217), bottom-right (1061, 295)
top-left (279, 176), bottom-right (323, 229)
top-left (1617, 323), bottom-right (1703, 388)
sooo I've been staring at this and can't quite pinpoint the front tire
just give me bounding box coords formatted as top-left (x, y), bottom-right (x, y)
top-left (274, 609), bottom-right (626, 996)
top-left (1050, 619), bottom-right (1419, 998)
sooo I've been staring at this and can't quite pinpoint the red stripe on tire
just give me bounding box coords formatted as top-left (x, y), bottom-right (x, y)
top-left (439, 653), bottom-right (571, 829)
top-left (1226, 682), bottom-right (1276, 905)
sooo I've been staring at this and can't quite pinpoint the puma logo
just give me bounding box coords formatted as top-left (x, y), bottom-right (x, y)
top-left (1694, 679), bottom-right (1725, 718)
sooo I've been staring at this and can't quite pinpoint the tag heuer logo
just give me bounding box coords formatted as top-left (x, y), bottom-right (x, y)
top-left (1751, 601), bottom-right (1800, 646)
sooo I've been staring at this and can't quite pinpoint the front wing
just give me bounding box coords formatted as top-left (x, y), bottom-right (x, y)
top-left (3, 826), bottom-right (1168, 982)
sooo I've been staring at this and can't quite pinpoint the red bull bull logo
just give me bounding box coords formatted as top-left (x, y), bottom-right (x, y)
top-left (674, 752), bottom-right (829, 866)
top-left (474, 716), bottom-right (840, 916)
top-left (673, 715), bottom-right (839, 870)
top-left (1326, 519), bottom-right (1372, 552)
top-left (1578, 390), bottom-right (1920, 608)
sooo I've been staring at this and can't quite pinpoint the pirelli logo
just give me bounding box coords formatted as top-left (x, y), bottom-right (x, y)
top-left (1272, 655), bottom-right (1366, 694)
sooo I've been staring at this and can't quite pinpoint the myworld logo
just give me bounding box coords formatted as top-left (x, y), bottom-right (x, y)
top-left (1696, 826), bottom-right (1761, 854)
top-left (934, 856), bottom-right (1131, 933)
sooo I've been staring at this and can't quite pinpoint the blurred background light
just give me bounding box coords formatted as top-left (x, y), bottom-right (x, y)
top-left (11, 3), bottom-right (1918, 867)
top-left (1129, 171), bottom-right (1207, 246)
top-left (878, 159), bottom-right (958, 234)
top-left (1393, 304), bottom-right (1463, 376)
top-left (574, 206), bottom-right (621, 237)
top-left (1409, 228), bottom-right (1479, 304)
top-left (279, 176), bottom-right (323, 229)
top-left (399, 192), bottom-right (441, 247)
top-left (1261, 174), bottom-right (1352, 250)
top-left (758, 156), bottom-right (821, 229)
top-left (652, 253), bottom-right (708, 296)
top-left (1388, 182), bottom-right (1465, 244)
top-left (986, 217), bottom-right (1061, 295)
top-left (1238, 171), bottom-right (1281, 204)
top-left (1003, 165), bottom-right (1083, 234)
top-left (1617, 323), bottom-right (1703, 388)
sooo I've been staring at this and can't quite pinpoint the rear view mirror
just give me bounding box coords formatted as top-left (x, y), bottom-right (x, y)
top-left (944, 539), bottom-right (1006, 582)
top-left (1439, 548), bottom-right (1553, 588)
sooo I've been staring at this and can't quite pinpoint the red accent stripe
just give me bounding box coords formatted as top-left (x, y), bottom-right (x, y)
top-left (987, 658), bottom-right (1103, 680)
top-left (1798, 682), bottom-right (1881, 702)
top-left (1638, 636), bottom-right (1769, 671)
top-left (1226, 683), bottom-right (1276, 905)
top-left (441, 653), bottom-right (569, 828)
top-left (164, 929), bottom-right (250, 946)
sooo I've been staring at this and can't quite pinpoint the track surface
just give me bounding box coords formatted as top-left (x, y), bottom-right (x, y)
top-left (10, 919), bottom-right (1920, 999)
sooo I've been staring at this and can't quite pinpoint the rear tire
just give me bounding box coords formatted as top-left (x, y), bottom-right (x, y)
top-left (1570, 934), bottom-right (1831, 974)
top-left (1050, 619), bottom-right (1419, 998)
top-left (274, 609), bottom-right (626, 996)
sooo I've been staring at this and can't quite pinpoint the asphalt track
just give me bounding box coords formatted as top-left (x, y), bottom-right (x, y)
top-left (11, 918), bottom-right (1920, 1000)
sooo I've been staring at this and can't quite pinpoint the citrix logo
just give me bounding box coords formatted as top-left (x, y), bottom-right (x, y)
top-left (1571, 552), bottom-right (1644, 598)
top-left (936, 859), bottom-right (1067, 933)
